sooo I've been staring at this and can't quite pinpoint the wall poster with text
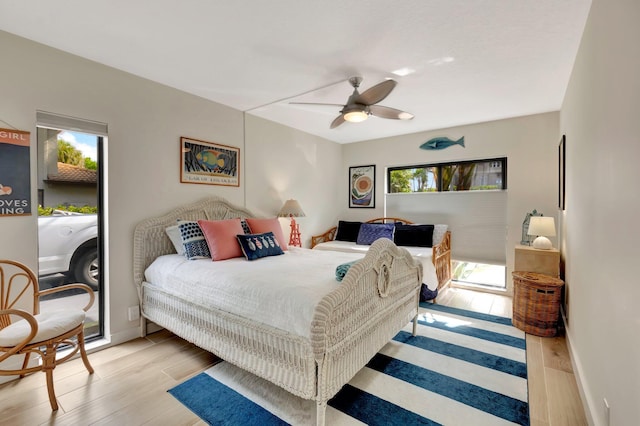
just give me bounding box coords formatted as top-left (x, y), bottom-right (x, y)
top-left (0, 128), bottom-right (31, 216)
top-left (180, 136), bottom-right (240, 187)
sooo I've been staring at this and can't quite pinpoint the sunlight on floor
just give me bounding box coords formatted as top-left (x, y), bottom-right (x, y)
top-left (452, 261), bottom-right (506, 288)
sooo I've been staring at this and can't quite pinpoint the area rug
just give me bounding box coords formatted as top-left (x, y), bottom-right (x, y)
top-left (169, 303), bottom-right (529, 425)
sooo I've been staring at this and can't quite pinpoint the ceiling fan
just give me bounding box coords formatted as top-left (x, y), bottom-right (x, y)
top-left (290, 76), bottom-right (414, 129)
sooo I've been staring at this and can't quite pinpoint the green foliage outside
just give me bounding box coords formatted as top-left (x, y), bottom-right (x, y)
top-left (58, 139), bottom-right (97, 170)
top-left (390, 163), bottom-right (493, 192)
top-left (57, 140), bottom-right (84, 166)
top-left (389, 169), bottom-right (413, 193)
top-left (84, 158), bottom-right (97, 170)
top-left (38, 204), bottom-right (98, 216)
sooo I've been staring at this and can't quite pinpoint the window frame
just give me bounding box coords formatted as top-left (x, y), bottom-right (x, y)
top-left (387, 157), bottom-right (507, 193)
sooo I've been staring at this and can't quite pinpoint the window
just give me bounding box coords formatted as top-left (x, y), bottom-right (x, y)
top-left (388, 157), bottom-right (507, 193)
top-left (37, 111), bottom-right (107, 341)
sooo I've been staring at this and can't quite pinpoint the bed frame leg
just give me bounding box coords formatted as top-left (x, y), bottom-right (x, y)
top-left (316, 400), bottom-right (327, 426)
top-left (412, 314), bottom-right (418, 336)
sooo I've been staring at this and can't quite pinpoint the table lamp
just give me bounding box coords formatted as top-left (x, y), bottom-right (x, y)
top-left (527, 216), bottom-right (556, 250)
top-left (277, 199), bottom-right (305, 247)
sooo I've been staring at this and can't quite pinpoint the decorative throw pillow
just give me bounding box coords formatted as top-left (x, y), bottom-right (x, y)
top-left (356, 223), bottom-right (395, 245)
top-left (335, 220), bottom-right (362, 242)
top-left (177, 221), bottom-right (210, 260)
top-left (394, 224), bottom-right (435, 247)
top-left (244, 217), bottom-right (288, 250)
top-left (432, 224), bottom-right (448, 246)
top-left (198, 218), bottom-right (245, 261)
top-left (165, 225), bottom-right (186, 255)
top-left (240, 219), bottom-right (251, 234)
top-left (236, 232), bottom-right (285, 261)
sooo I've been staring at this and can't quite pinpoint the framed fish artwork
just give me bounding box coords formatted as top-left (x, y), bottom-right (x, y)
top-left (180, 137), bottom-right (240, 187)
top-left (349, 165), bottom-right (375, 208)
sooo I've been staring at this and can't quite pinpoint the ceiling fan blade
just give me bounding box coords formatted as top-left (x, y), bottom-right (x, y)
top-left (356, 80), bottom-right (397, 105)
top-left (330, 114), bottom-right (346, 129)
top-left (369, 105), bottom-right (414, 120)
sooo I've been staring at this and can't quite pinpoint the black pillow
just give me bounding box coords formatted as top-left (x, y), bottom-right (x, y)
top-left (393, 224), bottom-right (434, 247)
top-left (335, 220), bottom-right (362, 242)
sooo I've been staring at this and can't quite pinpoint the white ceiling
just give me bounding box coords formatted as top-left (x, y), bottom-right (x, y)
top-left (0, 1), bottom-right (591, 143)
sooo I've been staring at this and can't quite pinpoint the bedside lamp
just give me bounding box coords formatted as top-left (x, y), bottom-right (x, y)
top-left (527, 216), bottom-right (556, 250)
top-left (277, 199), bottom-right (306, 247)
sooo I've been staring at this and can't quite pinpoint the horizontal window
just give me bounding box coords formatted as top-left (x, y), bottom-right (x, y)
top-left (388, 157), bottom-right (507, 193)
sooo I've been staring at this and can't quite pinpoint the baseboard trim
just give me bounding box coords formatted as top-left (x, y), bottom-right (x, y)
top-left (563, 316), bottom-right (597, 426)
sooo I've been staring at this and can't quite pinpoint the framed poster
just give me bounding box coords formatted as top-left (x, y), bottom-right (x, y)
top-left (349, 165), bottom-right (375, 208)
top-left (180, 137), bottom-right (240, 187)
top-left (558, 134), bottom-right (565, 210)
top-left (0, 128), bottom-right (31, 216)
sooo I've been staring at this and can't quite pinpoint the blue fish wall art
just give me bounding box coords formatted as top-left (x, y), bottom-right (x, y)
top-left (420, 136), bottom-right (465, 150)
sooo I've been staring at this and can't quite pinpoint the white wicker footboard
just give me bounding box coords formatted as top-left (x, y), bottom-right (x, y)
top-left (141, 282), bottom-right (318, 398)
top-left (310, 238), bottom-right (422, 424)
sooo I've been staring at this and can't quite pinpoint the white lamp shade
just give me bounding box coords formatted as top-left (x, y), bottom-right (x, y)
top-left (277, 199), bottom-right (306, 217)
top-left (527, 216), bottom-right (555, 250)
top-left (343, 105), bottom-right (369, 123)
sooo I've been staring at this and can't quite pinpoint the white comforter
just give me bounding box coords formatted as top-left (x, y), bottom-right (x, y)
top-left (144, 248), bottom-right (366, 338)
top-left (313, 240), bottom-right (439, 290)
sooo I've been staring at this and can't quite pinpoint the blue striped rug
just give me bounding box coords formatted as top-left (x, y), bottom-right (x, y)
top-left (169, 303), bottom-right (529, 425)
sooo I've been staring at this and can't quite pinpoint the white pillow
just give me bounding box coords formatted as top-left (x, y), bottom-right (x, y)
top-left (432, 224), bottom-right (448, 246)
top-left (165, 225), bottom-right (185, 255)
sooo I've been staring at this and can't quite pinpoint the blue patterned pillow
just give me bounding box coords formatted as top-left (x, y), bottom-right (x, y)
top-left (236, 232), bottom-right (284, 261)
top-left (356, 223), bottom-right (395, 245)
top-left (178, 221), bottom-right (211, 260)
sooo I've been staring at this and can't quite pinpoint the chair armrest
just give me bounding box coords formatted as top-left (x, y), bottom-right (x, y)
top-left (38, 283), bottom-right (95, 312)
top-left (0, 309), bottom-right (38, 360)
top-left (311, 226), bottom-right (337, 249)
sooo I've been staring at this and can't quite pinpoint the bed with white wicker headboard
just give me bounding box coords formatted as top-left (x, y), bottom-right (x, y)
top-left (132, 196), bottom-right (422, 425)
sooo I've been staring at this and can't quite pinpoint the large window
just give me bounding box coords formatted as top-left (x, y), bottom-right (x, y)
top-left (388, 157), bottom-right (507, 193)
top-left (37, 111), bottom-right (106, 341)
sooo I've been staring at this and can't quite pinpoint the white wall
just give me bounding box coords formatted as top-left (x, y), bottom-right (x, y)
top-left (0, 31), bottom-right (342, 345)
top-left (244, 115), bottom-right (342, 247)
top-left (560, 0), bottom-right (640, 424)
top-left (341, 112), bottom-right (560, 292)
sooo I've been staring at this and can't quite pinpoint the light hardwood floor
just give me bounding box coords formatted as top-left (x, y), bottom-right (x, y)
top-left (1, 287), bottom-right (588, 425)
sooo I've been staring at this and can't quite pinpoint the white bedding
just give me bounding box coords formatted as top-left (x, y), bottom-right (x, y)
top-left (144, 247), bottom-right (365, 338)
top-left (313, 240), bottom-right (439, 290)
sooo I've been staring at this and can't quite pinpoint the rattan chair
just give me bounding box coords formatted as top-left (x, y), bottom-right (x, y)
top-left (0, 259), bottom-right (95, 410)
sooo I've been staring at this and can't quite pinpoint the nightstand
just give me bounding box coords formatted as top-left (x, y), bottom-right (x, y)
top-left (514, 245), bottom-right (559, 278)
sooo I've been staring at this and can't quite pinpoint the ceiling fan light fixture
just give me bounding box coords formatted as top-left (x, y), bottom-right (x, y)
top-left (343, 105), bottom-right (369, 123)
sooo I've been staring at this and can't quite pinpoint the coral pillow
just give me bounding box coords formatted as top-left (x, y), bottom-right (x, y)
top-left (244, 217), bottom-right (288, 250)
top-left (198, 218), bottom-right (245, 260)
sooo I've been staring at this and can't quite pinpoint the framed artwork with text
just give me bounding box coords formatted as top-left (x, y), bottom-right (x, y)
top-left (180, 137), bottom-right (240, 187)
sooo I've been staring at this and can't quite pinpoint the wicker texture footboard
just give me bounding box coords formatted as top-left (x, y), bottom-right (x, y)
top-left (142, 283), bottom-right (318, 398)
top-left (312, 238), bottom-right (421, 401)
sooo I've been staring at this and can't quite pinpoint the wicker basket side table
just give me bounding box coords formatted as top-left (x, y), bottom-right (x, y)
top-left (512, 271), bottom-right (564, 337)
